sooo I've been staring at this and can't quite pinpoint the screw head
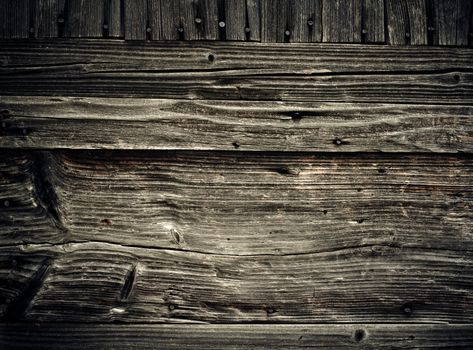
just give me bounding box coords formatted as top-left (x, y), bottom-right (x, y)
top-left (307, 19), bottom-right (314, 26)
top-left (57, 16), bottom-right (64, 24)
top-left (284, 30), bottom-right (290, 36)
top-left (195, 17), bottom-right (202, 24)
top-left (177, 27), bottom-right (184, 33)
top-left (218, 21), bottom-right (226, 28)
top-left (405, 32), bottom-right (411, 38)
top-left (146, 27), bottom-right (152, 33)
top-left (245, 27), bottom-right (251, 33)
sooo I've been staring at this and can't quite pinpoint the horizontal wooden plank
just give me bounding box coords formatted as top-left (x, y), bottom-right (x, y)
top-left (1, 97), bottom-right (473, 152)
top-left (2, 324), bottom-right (473, 349)
top-left (1, 151), bottom-right (472, 253)
top-left (0, 40), bottom-right (472, 103)
top-left (1, 240), bottom-right (473, 322)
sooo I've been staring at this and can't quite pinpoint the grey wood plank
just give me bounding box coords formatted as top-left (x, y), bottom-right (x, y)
top-left (107, 0), bottom-right (124, 37)
top-left (225, 0), bottom-right (261, 41)
top-left (160, 0), bottom-right (181, 40)
top-left (322, 0), bottom-right (362, 43)
top-left (2, 324), bottom-right (473, 349)
top-left (148, 0), bottom-right (163, 40)
top-left (66, 0), bottom-right (105, 37)
top-left (0, 41), bottom-right (472, 103)
top-left (35, 0), bottom-right (66, 38)
top-left (0, 0), bottom-right (30, 39)
top-left (180, 0), bottom-right (219, 40)
top-left (429, 0), bottom-right (472, 46)
top-left (1, 239), bottom-right (473, 322)
top-left (386, 0), bottom-right (428, 45)
top-left (362, 0), bottom-right (384, 43)
top-left (1, 151), bottom-right (472, 254)
top-left (1, 97), bottom-right (473, 152)
top-left (124, 0), bottom-right (147, 40)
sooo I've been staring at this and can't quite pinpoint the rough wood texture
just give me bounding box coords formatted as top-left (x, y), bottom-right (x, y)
top-left (226, 0), bottom-right (261, 41)
top-left (386, 0), bottom-right (428, 45)
top-left (0, 151), bottom-right (472, 322)
top-left (362, 0), bottom-right (384, 43)
top-left (66, 0), bottom-right (105, 38)
top-left (107, 0), bottom-right (124, 37)
top-left (2, 324), bottom-right (473, 349)
top-left (322, 0), bottom-right (362, 43)
top-left (429, 0), bottom-right (473, 46)
top-left (35, 0), bottom-right (66, 38)
top-left (124, 0), bottom-right (147, 40)
top-left (0, 40), bottom-right (472, 103)
top-left (0, 0), bottom-right (31, 39)
top-left (1, 97), bottom-right (473, 152)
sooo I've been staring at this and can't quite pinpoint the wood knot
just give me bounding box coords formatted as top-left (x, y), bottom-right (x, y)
top-left (100, 218), bottom-right (112, 225)
top-left (266, 307), bottom-right (276, 315)
top-left (276, 167), bottom-right (300, 176)
top-left (232, 141), bottom-right (240, 149)
top-left (354, 329), bottom-right (366, 342)
top-left (207, 54), bottom-right (215, 63)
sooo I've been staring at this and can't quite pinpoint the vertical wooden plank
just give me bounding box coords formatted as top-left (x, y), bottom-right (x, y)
top-left (148, 0), bottom-right (163, 40)
top-left (225, 0), bottom-right (247, 40)
top-left (260, 0), bottom-right (278, 42)
top-left (362, 0), bottom-right (384, 42)
top-left (107, 0), bottom-right (124, 37)
top-left (386, 0), bottom-right (427, 45)
top-left (0, 0), bottom-right (30, 38)
top-left (180, 0), bottom-right (218, 40)
top-left (246, 0), bottom-right (261, 41)
top-left (322, 0), bottom-right (362, 43)
top-left (160, 0), bottom-right (181, 40)
top-left (124, 0), bottom-right (147, 40)
top-left (429, 0), bottom-right (472, 46)
top-left (66, 0), bottom-right (105, 37)
top-left (36, 0), bottom-right (67, 38)
top-left (291, 0), bottom-right (322, 42)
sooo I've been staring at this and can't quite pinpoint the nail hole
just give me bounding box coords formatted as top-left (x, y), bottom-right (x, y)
top-left (291, 112), bottom-right (303, 121)
top-left (453, 74), bottom-right (460, 81)
top-left (323, 210), bottom-right (328, 215)
top-left (208, 54), bottom-right (215, 63)
top-left (354, 329), bottom-right (366, 342)
top-left (377, 168), bottom-right (386, 174)
top-left (402, 302), bottom-right (413, 316)
top-left (276, 167), bottom-right (300, 176)
top-left (232, 141), bottom-right (240, 149)
top-left (100, 219), bottom-right (112, 225)
top-left (266, 307), bottom-right (276, 315)
top-left (168, 303), bottom-right (176, 311)
top-left (357, 188), bottom-right (362, 192)
top-left (333, 138), bottom-right (343, 146)
top-left (357, 219), bottom-right (364, 224)
top-left (4, 200), bottom-right (10, 207)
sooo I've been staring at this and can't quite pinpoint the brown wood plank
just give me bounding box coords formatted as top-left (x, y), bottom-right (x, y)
top-left (124, 0), bottom-right (147, 40)
top-left (362, 0), bottom-right (384, 43)
top-left (1, 97), bottom-right (472, 152)
top-left (66, 0), bottom-right (105, 37)
top-left (0, 0), bottom-right (30, 39)
top-left (0, 41), bottom-right (472, 103)
top-left (2, 324), bottom-right (473, 349)
top-left (35, 0), bottom-right (66, 38)
top-left (322, 0), bottom-right (362, 43)
top-left (386, 0), bottom-right (428, 45)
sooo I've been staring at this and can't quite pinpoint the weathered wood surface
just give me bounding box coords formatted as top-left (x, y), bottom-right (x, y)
top-left (1, 0), bottom-right (471, 45)
top-left (1, 97), bottom-right (473, 152)
top-left (2, 324), bottom-right (473, 349)
top-left (0, 41), bottom-right (472, 102)
top-left (0, 151), bottom-right (472, 322)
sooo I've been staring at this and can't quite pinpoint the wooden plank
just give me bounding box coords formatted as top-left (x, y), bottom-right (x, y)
top-left (429, 0), bottom-right (473, 46)
top-left (2, 324), bottom-right (473, 349)
top-left (1, 239), bottom-right (473, 322)
top-left (35, 0), bottom-right (66, 38)
top-left (0, 0), bottom-right (30, 39)
top-left (362, 0), bottom-right (384, 43)
top-left (160, 0), bottom-right (181, 40)
top-left (1, 150), bottom-right (472, 253)
top-left (147, 0), bottom-right (163, 40)
top-left (225, 0), bottom-right (262, 41)
top-left (107, 0), bottom-right (124, 37)
top-left (124, 0), bottom-right (147, 40)
top-left (386, 0), bottom-right (428, 45)
top-left (0, 41), bottom-right (472, 103)
top-left (1, 97), bottom-right (473, 152)
top-left (262, 0), bottom-right (322, 43)
top-left (180, 0), bottom-right (219, 40)
top-left (66, 0), bottom-right (105, 37)
top-left (322, 0), bottom-right (362, 43)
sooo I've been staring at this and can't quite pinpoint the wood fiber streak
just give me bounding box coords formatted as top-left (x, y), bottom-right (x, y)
top-left (0, 41), bottom-right (472, 102)
top-left (429, 0), bottom-right (473, 46)
top-left (0, 0), bottom-right (30, 39)
top-left (2, 324), bottom-right (473, 349)
top-left (1, 97), bottom-right (473, 152)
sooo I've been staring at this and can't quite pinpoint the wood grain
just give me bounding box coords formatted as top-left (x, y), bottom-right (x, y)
top-left (322, 0), bottom-right (362, 43)
top-left (1, 150), bottom-right (472, 253)
top-left (66, 0), bottom-right (105, 38)
top-left (0, 0), bottom-right (30, 39)
top-left (386, 0), bottom-right (428, 45)
top-left (429, 0), bottom-right (473, 46)
top-left (1, 97), bottom-right (472, 152)
top-left (0, 41), bottom-right (472, 103)
top-left (2, 324), bottom-right (473, 349)
top-left (35, 0), bottom-right (66, 38)
top-left (226, 0), bottom-right (261, 41)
